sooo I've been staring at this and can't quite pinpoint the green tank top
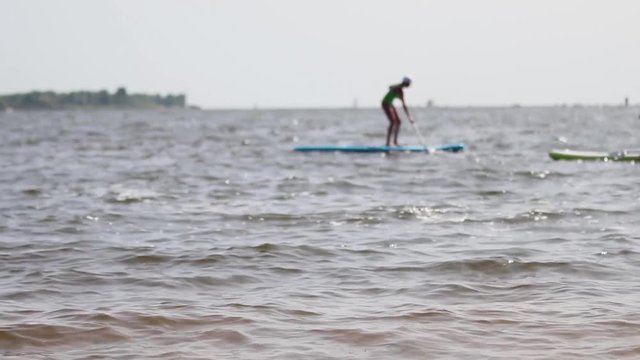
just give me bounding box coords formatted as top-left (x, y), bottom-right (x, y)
top-left (382, 88), bottom-right (399, 106)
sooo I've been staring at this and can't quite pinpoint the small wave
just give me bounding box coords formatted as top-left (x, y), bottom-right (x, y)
top-left (21, 188), bottom-right (43, 196)
top-left (309, 328), bottom-right (392, 346)
top-left (500, 207), bottom-right (632, 225)
top-left (1, 288), bottom-right (62, 301)
top-left (120, 254), bottom-right (170, 265)
top-left (183, 254), bottom-right (227, 266)
top-left (283, 309), bottom-right (322, 317)
top-left (79, 312), bottom-right (121, 323)
top-left (598, 249), bottom-right (640, 257)
top-left (382, 204), bottom-right (469, 223)
top-left (499, 209), bottom-right (565, 224)
top-left (105, 184), bottom-right (160, 203)
top-left (434, 258), bottom-right (556, 275)
top-left (268, 266), bottom-right (304, 274)
top-left (513, 169), bottom-right (569, 180)
top-left (139, 312), bottom-right (254, 327)
top-left (339, 215), bottom-right (385, 225)
top-left (476, 189), bottom-right (511, 197)
top-left (53, 226), bottom-right (83, 234)
top-left (573, 207), bottom-right (630, 216)
top-left (114, 312), bottom-right (254, 333)
top-left (609, 346), bottom-right (640, 358)
top-left (228, 243), bottom-right (338, 259)
top-left (368, 308), bottom-right (455, 322)
top-left (39, 269), bottom-right (115, 287)
top-left (253, 242), bottom-right (279, 253)
top-left (178, 274), bottom-right (259, 287)
top-left (372, 258), bottom-right (617, 278)
top-left (427, 283), bottom-right (486, 296)
top-left (0, 324), bottom-right (127, 350)
top-left (318, 178), bottom-right (373, 190)
top-left (220, 212), bottom-right (313, 226)
top-left (396, 206), bottom-right (447, 217)
top-left (132, 314), bottom-right (211, 329)
top-left (340, 247), bottom-right (390, 257)
top-left (224, 302), bottom-right (322, 319)
top-left (242, 213), bottom-right (305, 222)
top-left (196, 329), bottom-right (250, 344)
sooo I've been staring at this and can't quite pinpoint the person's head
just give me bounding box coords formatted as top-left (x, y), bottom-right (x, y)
top-left (402, 76), bottom-right (412, 87)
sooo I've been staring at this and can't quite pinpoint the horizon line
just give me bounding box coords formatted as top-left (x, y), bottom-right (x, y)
top-left (196, 102), bottom-right (638, 111)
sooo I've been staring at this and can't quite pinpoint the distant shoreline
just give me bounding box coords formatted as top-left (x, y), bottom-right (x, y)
top-left (0, 88), bottom-right (188, 111)
top-left (1, 93), bottom-right (636, 113)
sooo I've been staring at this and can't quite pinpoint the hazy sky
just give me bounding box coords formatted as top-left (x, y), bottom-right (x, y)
top-left (2, 0), bottom-right (639, 108)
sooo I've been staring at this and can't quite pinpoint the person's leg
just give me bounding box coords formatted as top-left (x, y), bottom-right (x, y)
top-left (389, 107), bottom-right (400, 146)
top-left (382, 104), bottom-right (394, 146)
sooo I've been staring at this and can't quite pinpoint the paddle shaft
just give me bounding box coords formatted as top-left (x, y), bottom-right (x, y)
top-left (408, 116), bottom-right (430, 152)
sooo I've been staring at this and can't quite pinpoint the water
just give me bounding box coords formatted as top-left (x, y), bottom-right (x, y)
top-left (1, 107), bottom-right (639, 359)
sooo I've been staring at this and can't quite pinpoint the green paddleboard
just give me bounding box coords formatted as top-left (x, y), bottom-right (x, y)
top-left (549, 149), bottom-right (640, 162)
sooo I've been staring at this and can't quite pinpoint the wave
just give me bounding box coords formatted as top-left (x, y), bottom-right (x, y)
top-left (512, 169), bottom-right (575, 180)
top-left (309, 328), bottom-right (392, 346)
top-left (120, 254), bottom-right (171, 265)
top-left (461, 207), bottom-right (632, 225)
top-left (195, 329), bottom-right (250, 344)
top-left (229, 243), bottom-right (339, 259)
top-left (0, 324), bottom-right (127, 350)
top-left (21, 188), bottom-right (43, 196)
top-left (371, 258), bottom-right (619, 279)
top-left (176, 274), bottom-right (260, 287)
top-left (105, 184), bottom-right (160, 203)
top-left (1, 289), bottom-right (62, 301)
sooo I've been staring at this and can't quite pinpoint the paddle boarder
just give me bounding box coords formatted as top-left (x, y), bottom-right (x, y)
top-left (381, 77), bottom-right (413, 146)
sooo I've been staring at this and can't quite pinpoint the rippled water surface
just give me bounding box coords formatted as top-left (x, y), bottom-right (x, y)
top-left (1, 107), bottom-right (639, 359)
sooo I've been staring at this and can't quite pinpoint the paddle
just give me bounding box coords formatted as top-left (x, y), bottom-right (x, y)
top-left (407, 114), bottom-right (432, 153)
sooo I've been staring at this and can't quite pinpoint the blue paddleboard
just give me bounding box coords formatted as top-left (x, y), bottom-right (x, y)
top-left (293, 143), bottom-right (465, 153)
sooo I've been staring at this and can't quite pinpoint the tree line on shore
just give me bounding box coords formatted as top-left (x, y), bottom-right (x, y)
top-left (0, 88), bottom-right (186, 110)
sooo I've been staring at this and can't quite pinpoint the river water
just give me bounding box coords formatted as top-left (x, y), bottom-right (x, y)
top-left (1, 107), bottom-right (639, 359)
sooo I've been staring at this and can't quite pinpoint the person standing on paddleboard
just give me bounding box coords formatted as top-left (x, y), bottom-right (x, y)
top-left (381, 77), bottom-right (413, 146)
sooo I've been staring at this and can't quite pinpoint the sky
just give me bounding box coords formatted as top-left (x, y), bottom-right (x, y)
top-left (1, 0), bottom-right (639, 108)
